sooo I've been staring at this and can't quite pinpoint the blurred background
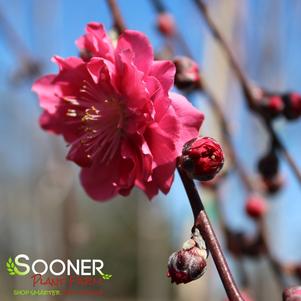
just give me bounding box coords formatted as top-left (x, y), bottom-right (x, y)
top-left (1, 0), bottom-right (301, 300)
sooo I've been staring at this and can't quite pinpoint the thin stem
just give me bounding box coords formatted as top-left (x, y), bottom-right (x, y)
top-left (194, 0), bottom-right (301, 185)
top-left (106, 0), bottom-right (126, 34)
top-left (178, 167), bottom-right (244, 301)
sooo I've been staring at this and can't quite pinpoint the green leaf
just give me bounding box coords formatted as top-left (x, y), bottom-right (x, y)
top-left (8, 258), bottom-right (12, 264)
top-left (11, 262), bottom-right (15, 268)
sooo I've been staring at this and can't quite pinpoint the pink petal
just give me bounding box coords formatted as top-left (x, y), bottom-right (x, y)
top-left (32, 74), bottom-right (58, 113)
top-left (149, 60), bottom-right (175, 94)
top-left (80, 161), bottom-right (120, 201)
top-left (169, 92), bottom-right (204, 153)
top-left (136, 161), bottom-right (175, 200)
top-left (115, 49), bottom-right (148, 109)
top-left (75, 22), bottom-right (114, 61)
top-left (116, 30), bottom-right (153, 74)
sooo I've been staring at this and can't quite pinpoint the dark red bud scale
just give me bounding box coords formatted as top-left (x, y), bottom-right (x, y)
top-left (179, 137), bottom-right (224, 181)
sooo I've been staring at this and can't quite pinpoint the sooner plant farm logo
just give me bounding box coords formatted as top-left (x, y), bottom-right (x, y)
top-left (6, 254), bottom-right (112, 297)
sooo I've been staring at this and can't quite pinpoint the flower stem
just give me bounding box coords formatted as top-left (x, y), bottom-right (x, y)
top-left (194, 0), bottom-right (301, 185)
top-left (106, 0), bottom-right (126, 34)
top-left (178, 167), bottom-right (245, 301)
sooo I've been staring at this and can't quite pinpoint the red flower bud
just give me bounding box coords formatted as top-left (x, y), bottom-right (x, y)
top-left (179, 137), bottom-right (224, 181)
top-left (260, 94), bottom-right (284, 119)
top-left (173, 56), bottom-right (201, 90)
top-left (283, 286), bottom-right (301, 301)
top-left (157, 13), bottom-right (176, 36)
top-left (261, 173), bottom-right (285, 194)
top-left (283, 93), bottom-right (301, 120)
top-left (257, 151), bottom-right (279, 179)
top-left (167, 237), bottom-right (207, 284)
top-left (245, 195), bottom-right (267, 219)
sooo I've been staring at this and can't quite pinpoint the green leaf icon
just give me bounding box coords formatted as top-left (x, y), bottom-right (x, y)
top-left (99, 270), bottom-right (112, 280)
top-left (6, 257), bottom-right (25, 276)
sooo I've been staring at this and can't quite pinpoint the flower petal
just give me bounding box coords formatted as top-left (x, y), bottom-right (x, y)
top-left (169, 92), bottom-right (204, 153)
top-left (116, 30), bottom-right (153, 74)
top-left (76, 22), bottom-right (114, 61)
top-left (149, 60), bottom-right (175, 94)
top-left (32, 74), bottom-right (58, 113)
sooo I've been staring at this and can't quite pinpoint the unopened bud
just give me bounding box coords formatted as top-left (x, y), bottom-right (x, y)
top-left (245, 194), bottom-right (267, 219)
top-left (173, 56), bottom-right (201, 90)
top-left (157, 13), bottom-right (176, 36)
top-left (179, 137), bottom-right (224, 181)
top-left (167, 229), bottom-right (207, 284)
top-left (282, 93), bottom-right (301, 120)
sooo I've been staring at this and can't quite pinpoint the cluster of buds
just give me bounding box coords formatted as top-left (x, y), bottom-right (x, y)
top-left (283, 286), bottom-right (301, 301)
top-left (259, 92), bottom-right (301, 121)
top-left (179, 137), bottom-right (224, 181)
top-left (245, 194), bottom-right (267, 219)
top-left (167, 228), bottom-right (208, 284)
top-left (257, 151), bottom-right (284, 194)
top-left (173, 56), bottom-right (202, 91)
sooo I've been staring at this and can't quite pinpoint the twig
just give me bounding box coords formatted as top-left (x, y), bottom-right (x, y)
top-left (178, 167), bottom-right (244, 301)
top-left (194, 0), bottom-right (301, 185)
top-left (106, 0), bottom-right (126, 34)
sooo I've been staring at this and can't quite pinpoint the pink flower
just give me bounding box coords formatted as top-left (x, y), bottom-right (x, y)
top-left (32, 23), bottom-right (203, 201)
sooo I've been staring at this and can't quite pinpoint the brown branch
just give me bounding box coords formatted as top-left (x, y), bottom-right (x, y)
top-left (194, 0), bottom-right (301, 185)
top-left (106, 0), bottom-right (126, 34)
top-left (178, 167), bottom-right (244, 301)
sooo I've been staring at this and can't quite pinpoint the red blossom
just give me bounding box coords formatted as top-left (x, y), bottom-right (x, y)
top-left (32, 23), bottom-right (204, 201)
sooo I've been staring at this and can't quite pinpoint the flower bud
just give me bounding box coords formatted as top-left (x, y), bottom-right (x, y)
top-left (173, 56), bottom-right (201, 90)
top-left (260, 95), bottom-right (284, 119)
top-left (283, 286), bottom-right (301, 301)
top-left (282, 93), bottom-right (301, 120)
top-left (245, 194), bottom-right (267, 219)
top-left (261, 174), bottom-right (284, 194)
top-left (157, 13), bottom-right (176, 36)
top-left (179, 137), bottom-right (224, 181)
top-left (167, 229), bottom-right (207, 284)
top-left (257, 151), bottom-right (284, 194)
top-left (257, 151), bottom-right (279, 179)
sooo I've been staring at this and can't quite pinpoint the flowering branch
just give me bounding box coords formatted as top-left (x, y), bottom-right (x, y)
top-left (151, 0), bottom-right (292, 292)
top-left (194, 0), bottom-right (301, 185)
top-left (178, 167), bottom-right (244, 301)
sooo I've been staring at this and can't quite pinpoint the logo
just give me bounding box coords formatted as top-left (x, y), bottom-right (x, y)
top-left (6, 254), bottom-right (112, 297)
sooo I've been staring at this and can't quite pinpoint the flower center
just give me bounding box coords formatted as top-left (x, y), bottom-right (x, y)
top-left (65, 80), bottom-right (124, 164)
